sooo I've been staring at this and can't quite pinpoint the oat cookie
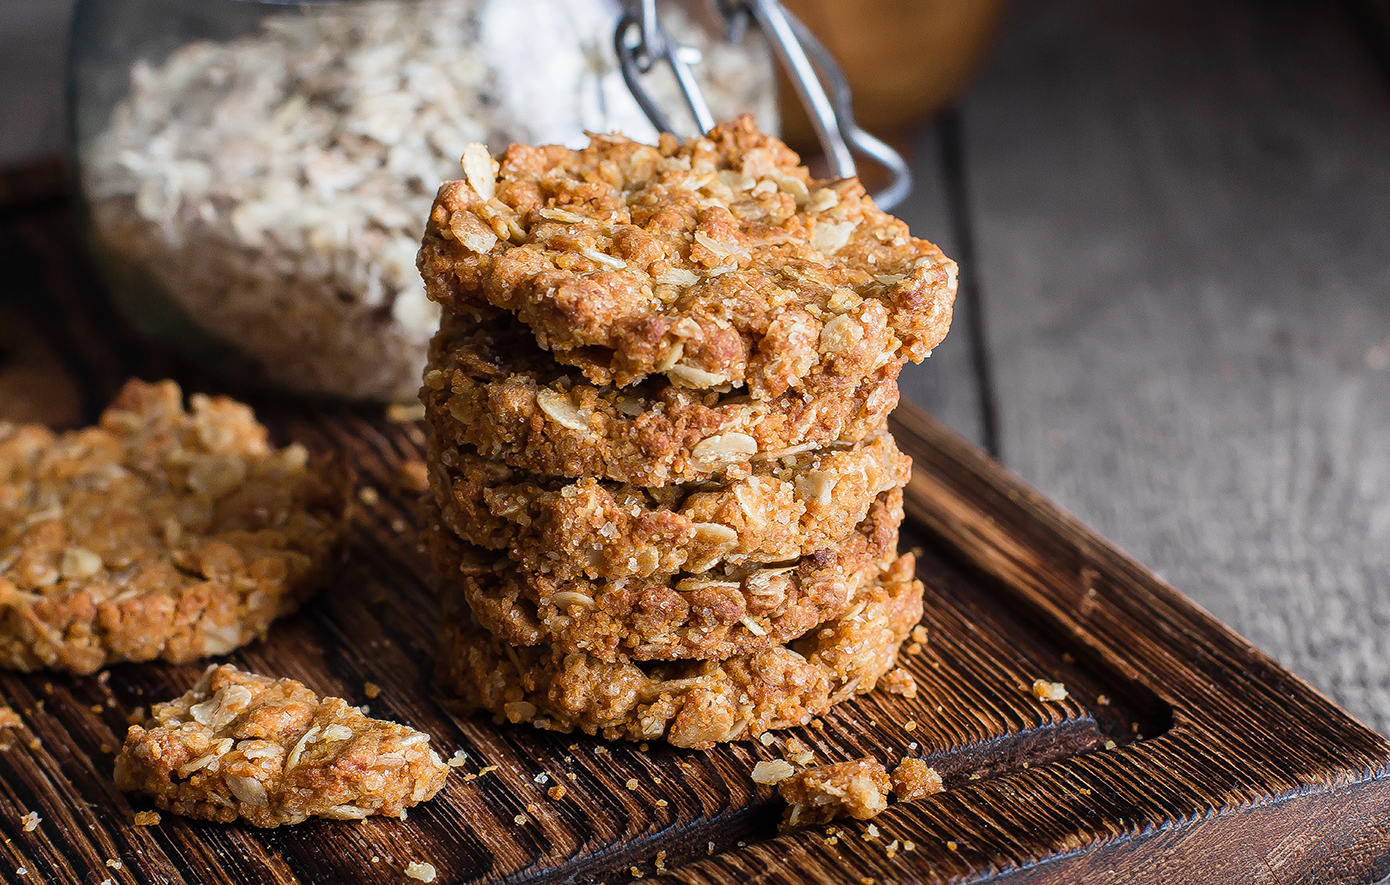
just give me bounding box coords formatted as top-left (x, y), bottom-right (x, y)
top-left (421, 307), bottom-right (899, 486)
top-left (425, 489), bottom-right (902, 662)
top-left (0, 380), bottom-right (351, 674)
top-left (418, 116), bottom-right (956, 398)
top-left (428, 430), bottom-right (909, 582)
top-left (435, 553), bottom-right (923, 749)
top-left (114, 664), bottom-right (448, 827)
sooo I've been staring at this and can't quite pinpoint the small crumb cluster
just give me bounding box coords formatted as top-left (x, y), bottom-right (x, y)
top-left (424, 118), bottom-right (954, 749)
top-left (114, 664), bottom-right (449, 827)
top-left (776, 756), bottom-right (943, 828)
top-left (1031, 679), bottom-right (1068, 702)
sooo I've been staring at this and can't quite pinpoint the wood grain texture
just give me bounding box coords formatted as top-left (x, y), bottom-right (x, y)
top-left (958, 0), bottom-right (1390, 733)
top-left (668, 406), bottom-right (1390, 885)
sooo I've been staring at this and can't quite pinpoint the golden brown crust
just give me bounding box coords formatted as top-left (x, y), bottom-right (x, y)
top-left (114, 665), bottom-right (448, 827)
top-left (417, 117), bottom-right (956, 398)
top-left (423, 489), bottom-right (903, 662)
top-left (421, 307), bottom-right (900, 486)
top-left (434, 554), bottom-right (923, 750)
top-left (0, 380), bottom-right (352, 675)
top-left (427, 431), bottom-right (909, 582)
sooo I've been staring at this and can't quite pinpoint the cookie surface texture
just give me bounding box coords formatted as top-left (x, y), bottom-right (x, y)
top-left (435, 554), bottom-right (923, 750)
top-left (114, 664), bottom-right (448, 827)
top-left (427, 430), bottom-right (910, 582)
top-left (423, 489), bottom-right (903, 662)
top-left (421, 307), bottom-right (900, 486)
top-left (0, 379), bottom-right (351, 674)
top-left (418, 116), bottom-right (957, 399)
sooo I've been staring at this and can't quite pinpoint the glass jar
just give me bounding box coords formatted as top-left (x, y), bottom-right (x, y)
top-left (69, 0), bottom-right (778, 402)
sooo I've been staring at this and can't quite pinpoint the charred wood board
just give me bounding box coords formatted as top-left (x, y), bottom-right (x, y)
top-left (0, 166), bottom-right (1386, 885)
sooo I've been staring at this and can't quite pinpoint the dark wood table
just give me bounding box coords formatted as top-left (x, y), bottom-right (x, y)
top-left (899, 0), bottom-right (1390, 742)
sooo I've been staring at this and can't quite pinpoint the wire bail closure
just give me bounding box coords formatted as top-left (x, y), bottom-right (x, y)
top-left (615, 0), bottom-right (912, 210)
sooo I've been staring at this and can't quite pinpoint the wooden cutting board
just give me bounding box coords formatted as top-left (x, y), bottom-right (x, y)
top-left (1, 162), bottom-right (1387, 884)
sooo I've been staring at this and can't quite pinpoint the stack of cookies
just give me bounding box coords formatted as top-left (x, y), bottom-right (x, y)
top-left (417, 118), bottom-right (956, 750)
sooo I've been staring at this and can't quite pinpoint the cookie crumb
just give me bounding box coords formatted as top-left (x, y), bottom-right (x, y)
top-left (751, 759), bottom-right (796, 785)
top-left (890, 758), bottom-right (943, 802)
top-left (947, 841), bottom-right (958, 851)
top-left (132, 811), bottom-right (161, 826)
top-left (784, 737), bottom-right (814, 766)
top-left (514, 813), bottom-right (528, 825)
top-left (625, 778), bottom-right (639, 791)
top-left (106, 860), bottom-right (124, 870)
top-left (655, 799), bottom-right (667, 807)
top-left (364, 682), bottom-right (382, 699)
top-left (1031, 680), bottom-right (1068, 702)
top-left (358, 486), bottom-right (380, 506)
top-left (404, 861), bottom-right (437, 882)
top-left (0, 708), bottom-right (20, 728)
top-left (1096, 694), bottom-right (1111, 706)
top-left (910, 626), bottom-right (928, 644)
top-left (20, 811), bottom-right (40, 832)
top-left (654, 851), bottom-right (667, 874)
top-left (548, 785), bottom-right (567, 800)
top-left (448, 750), bottom-right (468, 767)
top-left (759, 733), bottom-right (776, 746)
top-left (882, 667), bottom-right (917, 698)
top-left (779, 758), bottom-right (890, 828)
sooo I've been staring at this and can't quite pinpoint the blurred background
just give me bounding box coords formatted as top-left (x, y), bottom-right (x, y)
top-left (4, 0), bottom-right (1390, 737)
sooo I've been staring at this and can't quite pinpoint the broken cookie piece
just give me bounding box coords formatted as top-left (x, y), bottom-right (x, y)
top-left (890, 757), bottom-right (943, 802)
top-left (778, 755), bottom-right (944, 828)
top-left (114, 664), bottom-right (448, 827)
top-left (778, 758), bottom-right (891, 827)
